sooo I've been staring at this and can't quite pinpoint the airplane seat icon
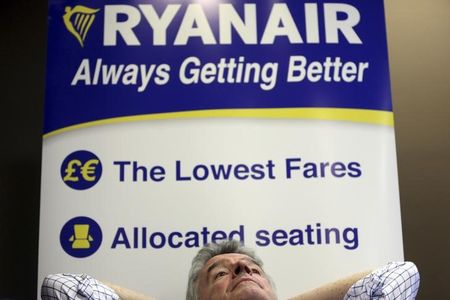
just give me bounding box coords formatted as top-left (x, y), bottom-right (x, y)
top-left (69, 224), bottom-right (94, 249)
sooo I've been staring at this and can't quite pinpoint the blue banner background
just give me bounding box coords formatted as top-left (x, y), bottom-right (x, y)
top-left (44, 0), bottom-right (391, 134)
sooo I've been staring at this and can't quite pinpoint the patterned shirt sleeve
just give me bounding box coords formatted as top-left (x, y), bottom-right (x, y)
top-left (41, 273), bottom-right (121, 300)
top-left (344, 261), bottom-right (420, 300)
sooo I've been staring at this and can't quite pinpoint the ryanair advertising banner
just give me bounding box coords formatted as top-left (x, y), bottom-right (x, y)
top-left (39, 0), bottom-right (403, 298)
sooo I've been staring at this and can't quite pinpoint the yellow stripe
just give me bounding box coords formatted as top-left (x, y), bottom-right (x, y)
top-left (79, 14), bottom-right (91, 39)
top-left (74, 13), bottom-right (81, 28)
top-left (43, 108), bottom-right (394, 139)
top-left (82, 15), bottom-right (95, 41)
top-left (75, 14), bottom-right (85, 30)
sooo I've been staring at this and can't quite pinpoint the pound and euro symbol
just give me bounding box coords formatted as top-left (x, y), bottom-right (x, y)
top-left (63, 5), bottom-right (100, 47)
top-left (63, 159), bottom-right (100, 182)
top-left (61, 150), bottom-right (103, 190)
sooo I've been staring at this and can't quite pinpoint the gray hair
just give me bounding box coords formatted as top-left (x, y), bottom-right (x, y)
top-left (185, 240), bottom-right (276, 300)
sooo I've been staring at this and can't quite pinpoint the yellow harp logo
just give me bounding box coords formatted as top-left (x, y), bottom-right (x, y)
top-left (63, 6), bottom-right (100, 47)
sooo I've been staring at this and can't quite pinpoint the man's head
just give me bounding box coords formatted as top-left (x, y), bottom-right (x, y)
top-left (186, 240), bottom-right (277, 300)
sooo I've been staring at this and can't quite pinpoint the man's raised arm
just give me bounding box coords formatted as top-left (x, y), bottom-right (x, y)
top-left (41, 273), bottom-right (156, 300)
top-left (103, 281), bottom-right (155, 300)
top-left (289, 261), bottom-right (420, 300)
top-left (288, 270), bottom-right (371, 300)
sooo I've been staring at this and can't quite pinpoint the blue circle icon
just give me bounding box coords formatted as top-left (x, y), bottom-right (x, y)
top-left (60, 216), bottom-right (103, 258)
top-left (61, 150), bottom-right (102, 190)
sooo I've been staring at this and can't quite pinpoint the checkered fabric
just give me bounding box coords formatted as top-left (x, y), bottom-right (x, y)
top-left (344, 261), bottom-right (420, 300)
top-left (41, 273), bottom-right (120, 300)
top-left (41, 261), bottom-right (420, 300)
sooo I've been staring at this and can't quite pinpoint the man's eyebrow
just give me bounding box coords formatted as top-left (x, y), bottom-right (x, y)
top-left (206, 260), bottom-right (223, 275)
top-left (245, 257), bottom-right (260, 266)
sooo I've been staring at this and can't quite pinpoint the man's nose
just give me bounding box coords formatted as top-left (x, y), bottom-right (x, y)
top-left (233, 262), bottom-right (252, 276)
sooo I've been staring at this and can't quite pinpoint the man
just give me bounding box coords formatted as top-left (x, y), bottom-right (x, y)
top-left (41, 240), bottom-right (420, 300)
top-left (185, 240), bottom-right (393, 300)
top-left (186, 239), bottom-right (277, 300)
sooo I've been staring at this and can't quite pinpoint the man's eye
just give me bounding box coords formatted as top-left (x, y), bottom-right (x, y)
top-left (215, 271), bottom-right (227, 279)
top-left (251, 268), bottom-right (261, 275)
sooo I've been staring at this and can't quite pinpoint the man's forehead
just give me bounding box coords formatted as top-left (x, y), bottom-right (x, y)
top-left (204, 253), bottom-right (256, 270)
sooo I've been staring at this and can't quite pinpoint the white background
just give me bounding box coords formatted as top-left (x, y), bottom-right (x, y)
top-left (39, 118), bottom-right (403, 299)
